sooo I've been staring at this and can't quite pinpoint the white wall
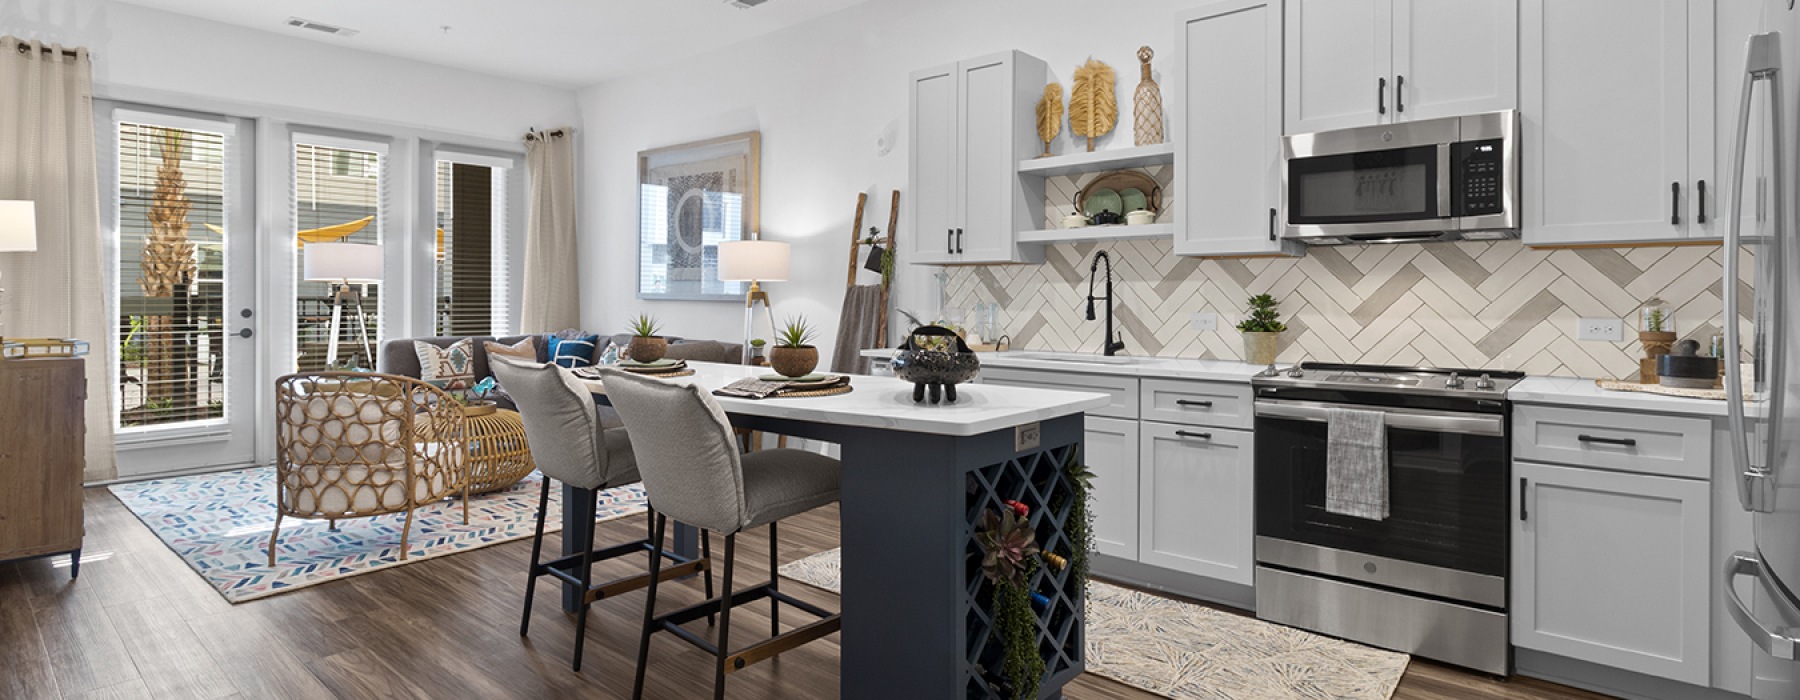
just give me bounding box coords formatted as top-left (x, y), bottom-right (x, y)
top-left (577, 0), bottom-right (1197, 361)
top-left (1, 0), bottom-right (579, 141)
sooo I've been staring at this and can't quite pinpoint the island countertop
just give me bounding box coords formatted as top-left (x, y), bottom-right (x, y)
top-left (574, 361), bottom-right (1111, 437)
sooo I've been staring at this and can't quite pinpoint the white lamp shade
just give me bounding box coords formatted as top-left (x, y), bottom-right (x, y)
top-left (304, 242), bottom-right (383, 283)
top-left (716, 239), bottom-right (790, 282)
top-left (0, 200), bottom-right (38, 253)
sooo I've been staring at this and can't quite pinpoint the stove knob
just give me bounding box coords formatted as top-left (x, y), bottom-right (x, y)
top-left (1285, 366), bottom-right (1304, 378)
top-left (1445, 372), bottom-right (1465, 389)
top-left (1475, 373), bottom-right (1496, 390)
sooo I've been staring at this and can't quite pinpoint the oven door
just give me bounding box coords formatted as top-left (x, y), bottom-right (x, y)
top-left (1283, 117), bottom-right (1457, 241)
top-left (1254, 399), bottom-right (1510, 593)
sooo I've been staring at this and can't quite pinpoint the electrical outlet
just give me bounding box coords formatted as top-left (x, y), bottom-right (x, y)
top-left (1189, 311), bottom-right (1218, 332)
top-left (1577, 318), bottom-right (1623, 342)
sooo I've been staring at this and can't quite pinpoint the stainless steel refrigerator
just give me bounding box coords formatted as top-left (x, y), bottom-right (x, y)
top-left (1725, 4), bottom-right (1800, 699)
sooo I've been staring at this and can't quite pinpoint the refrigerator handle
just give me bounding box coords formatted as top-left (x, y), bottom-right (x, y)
top-left (1724, 552), bottom-right (1800, 660)
top-left (1726, 33), bottom-right (1782, 514)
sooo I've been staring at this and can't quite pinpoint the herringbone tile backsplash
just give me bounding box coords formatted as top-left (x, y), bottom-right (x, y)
top-left (944, 238), bottom-right (1753, 380)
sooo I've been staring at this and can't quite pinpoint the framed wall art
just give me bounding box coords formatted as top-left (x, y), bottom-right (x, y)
top-left (636, 131), bottom-right (760, 300)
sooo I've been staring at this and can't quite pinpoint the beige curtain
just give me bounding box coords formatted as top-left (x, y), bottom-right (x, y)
top-left (520, 128), bottom-right (580, 333)
top-left (0, 37), bottom-right (115, 482)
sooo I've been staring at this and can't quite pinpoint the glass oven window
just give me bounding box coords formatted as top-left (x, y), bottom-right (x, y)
top-left (1254, 414), bottom-right (1508, 577)
top-left (1288, 145), bottom-right (1439, 224)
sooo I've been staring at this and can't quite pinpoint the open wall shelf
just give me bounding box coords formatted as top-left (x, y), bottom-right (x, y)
top-left (1017, 143), bottom-right (1175, 178)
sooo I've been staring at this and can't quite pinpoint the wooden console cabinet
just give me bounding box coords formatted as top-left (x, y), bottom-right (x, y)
top-left (0, 357), bottom-right (86, 577)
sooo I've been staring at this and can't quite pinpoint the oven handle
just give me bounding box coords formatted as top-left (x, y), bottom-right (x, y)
top-left (1254, 399), bottom-right (1505, 437)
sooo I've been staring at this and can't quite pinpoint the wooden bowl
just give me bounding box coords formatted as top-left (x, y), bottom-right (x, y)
top-left (769, 346), bottom-right (819, 378)
top-left (627, 336), bottom-right (668, 363)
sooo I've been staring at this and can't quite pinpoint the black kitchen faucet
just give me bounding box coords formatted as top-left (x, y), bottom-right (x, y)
top-left (1086, 250), bottom-right (1126, 356)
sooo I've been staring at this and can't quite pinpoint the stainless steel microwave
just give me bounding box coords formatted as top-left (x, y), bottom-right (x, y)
top-left (1282, 110), bottom-right (1519, 245)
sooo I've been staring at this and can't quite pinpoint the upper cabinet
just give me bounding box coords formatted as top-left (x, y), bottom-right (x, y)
top-left (907, 51), bottom-right (1046, 266)
top-left (1284, 0), bottom-right (1518, 134)
top-left (1521, 0), bottom-right (1715, 246)
top-left (1176, 0), bottom-right (1302, 257)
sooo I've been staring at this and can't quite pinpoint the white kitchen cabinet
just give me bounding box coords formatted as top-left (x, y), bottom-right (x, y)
top-left (1512, 460), bottom-right (1712, 686)
top-left (1175, 0), bottom-right (1302, 258)
top-left (1521, 0), bottom-right (1716, 246)
top-left (906, 51), bottom-right (1045, 265)
top-left (1084, 416), bottom-right (1140, 560)
top-left (1139, 422), bottom-right (1255, 585)
top-left (1284, 0), bottom-right (1517, 134)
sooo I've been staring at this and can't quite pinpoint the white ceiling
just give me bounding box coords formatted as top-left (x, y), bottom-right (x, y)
top-left (110, 0), bottom-right (873, 88)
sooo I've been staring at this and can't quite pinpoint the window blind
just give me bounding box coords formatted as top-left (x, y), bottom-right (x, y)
top-left (294, 142), bottom-right (385, 371)
top-left (434, 160), bottom-right (509, 336)
top-left (115, 121), bottom-right (229, 428)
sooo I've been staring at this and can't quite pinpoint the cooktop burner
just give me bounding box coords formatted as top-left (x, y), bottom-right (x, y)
top-left (1252, 362), bottom-right (1524, 401)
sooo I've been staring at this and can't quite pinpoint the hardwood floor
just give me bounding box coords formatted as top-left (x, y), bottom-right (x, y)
top-left (0, 489), bottom-right (1615, 699)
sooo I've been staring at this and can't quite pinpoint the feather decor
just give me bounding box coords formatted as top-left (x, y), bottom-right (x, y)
top-left (1070, 58), bottom-right (1118, 152)
top-left (1035, 82), bottom-right (1063, 158)
top-left (1133, 46), bottom-right (1165, 146)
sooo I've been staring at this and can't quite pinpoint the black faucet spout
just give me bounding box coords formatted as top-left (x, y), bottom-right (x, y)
top-left (1086, 251), bottom-right (1126, 357)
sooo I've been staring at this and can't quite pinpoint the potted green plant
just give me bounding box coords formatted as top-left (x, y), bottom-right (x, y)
top-left (769, 316), bottom-right (819, 378)
top-left (626, 314), bottom-right (668, 363)
top-left (1236, 293), bottom-right (1287, 366)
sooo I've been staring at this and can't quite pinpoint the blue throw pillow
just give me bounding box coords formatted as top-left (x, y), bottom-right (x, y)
top-left (546, 334), bottom-right (600, 368)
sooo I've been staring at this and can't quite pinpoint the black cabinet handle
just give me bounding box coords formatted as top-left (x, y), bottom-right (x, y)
top-left (1396, 75), bottom-right (1405, 112)
top-left (1268, 207), bottom-right (1277, 241)
top-left (1175, 430), bottom-right (1213, 440)
top-left (1519, 478), bottom-right (1528, 521)
top-left (1175, 399), bottom-right (1214, 408)
top-left (955, 228), bottom-right (964, 254)
top-left (946, 228), bottom-right (953, 254)
top-left (1698, 180), bottom-right (1707, 223)
top-left (1671, 182), bottom-right (1681, 225)
top-left (1378, 77), bottom-right (1387, 115)
top-left (1577, 434), bottom-right (1638, 447)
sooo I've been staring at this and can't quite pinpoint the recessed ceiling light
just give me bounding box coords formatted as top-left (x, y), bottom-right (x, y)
top-left (285, 17), bottom-right (360, 37)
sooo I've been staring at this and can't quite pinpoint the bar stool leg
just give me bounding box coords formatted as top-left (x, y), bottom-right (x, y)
top-left (769, 521), bottom-right (780, 638)
top-left (702, 529), bottom-right (716, 626)
top-left (571, 487), bottom-right (597, 672)
top-left (713, 534), bottom-right (737, 700)
top-left (633, 514), bottom-right (670, 700)
top-left (520, 476), bottom-right (552, 637)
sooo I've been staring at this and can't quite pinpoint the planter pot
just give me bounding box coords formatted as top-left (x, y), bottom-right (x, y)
top-left (627, 336), bottom-right (668, 363)
top-left (1242, 331), bottom-right (1282, 366)
top-left (1639, 331), bottom-right (1678, 356)
top-left (769, 346), bottom-right (819, 378)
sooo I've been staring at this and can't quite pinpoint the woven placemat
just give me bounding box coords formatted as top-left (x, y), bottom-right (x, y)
top-left (628, 368), bottom-right (695, 378)
top-left (1595, 379), bottom-right (1727, 401)
top-left (773, 384), bottom-right (853, 399)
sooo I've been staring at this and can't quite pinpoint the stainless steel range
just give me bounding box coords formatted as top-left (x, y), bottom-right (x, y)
top-left (1251, 362), bottom-right (1524, 675)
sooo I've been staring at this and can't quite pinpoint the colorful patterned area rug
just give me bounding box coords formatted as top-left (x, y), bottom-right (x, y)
top-left (780, 548), bottom-right (1409, 700)
top-left (110, 466), bottom-right (647, 604)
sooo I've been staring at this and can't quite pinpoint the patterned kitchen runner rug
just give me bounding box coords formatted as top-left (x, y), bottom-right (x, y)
top-left (110, 466), bottom-right (646, 604)
top-left (779, 548), bottom-right (1410, 700)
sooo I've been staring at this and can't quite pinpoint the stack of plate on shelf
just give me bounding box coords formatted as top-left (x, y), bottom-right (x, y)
top-left (618, 358), bottom-right (689, 376)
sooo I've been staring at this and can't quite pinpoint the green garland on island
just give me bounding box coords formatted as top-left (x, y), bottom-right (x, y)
top-left (1063, 447), bottom-right (1095, 599)
top-left (995, 558), bottom-right (1043, 700)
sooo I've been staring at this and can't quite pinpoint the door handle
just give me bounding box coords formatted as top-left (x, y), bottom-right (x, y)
top-left (1724, 553), bottom-right (1800, 660)
top-left (1519, 477), bottom-right (1528, 520)
top-left (1174, 430), bottom-right (1213, 440)
top-left (1268, 207), bottom-right (1277, 241)
top-left (1175, 399), bottom-right (1214, 408)
top-left (237, 328), bottom-right (253, 339)
top-left (1671, 181), bottom-right (1681, 225)
top-left (1728, 32), bottom-right (1781, 514)
top-left (1698, 179), bottom-right (1707, 223)
top-left (1395, 75), bottom-right (1405, 113)
top-left (1377, 77), bottom-right (1387, 115)
top-left (1576, 434), bottom-right (1636, 447)
top-left (946, 228), bottom-right (953, 254)
top-left (955, 228), bottom-right (964, 254)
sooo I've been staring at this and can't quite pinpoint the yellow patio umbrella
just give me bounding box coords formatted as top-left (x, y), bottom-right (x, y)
top-left (202, 217), bottom-right (444, 255)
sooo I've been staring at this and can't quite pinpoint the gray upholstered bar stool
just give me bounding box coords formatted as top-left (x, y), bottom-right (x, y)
top-left (599, 368), bottom-right (843, 700)
top-left (491, 357), bottom-right (714, 672)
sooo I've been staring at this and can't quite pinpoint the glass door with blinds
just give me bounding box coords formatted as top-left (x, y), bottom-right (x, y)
top-left (434, 153), bottom-right (514, 337)
top-left (106, 108), bottom-right (259, 477)
top-left (292, 138), bottom-right (387, 372)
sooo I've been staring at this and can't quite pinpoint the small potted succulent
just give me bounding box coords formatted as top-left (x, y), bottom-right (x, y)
top-left (1236, 293), bottom-right (1287, 366)
top-left (749, 338), bottom-right (767, 366)
top-left (769, 316), bottom-right (819, 378)
top-left (626, 314), bottom-right (668, 363)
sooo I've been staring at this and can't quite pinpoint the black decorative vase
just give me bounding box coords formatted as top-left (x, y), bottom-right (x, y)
top-left (890, 325), bottom-right (981, 404)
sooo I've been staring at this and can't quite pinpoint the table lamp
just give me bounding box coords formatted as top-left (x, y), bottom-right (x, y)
top-left (0, 201), bottom-right (39, 340)
top-left (303, 241), bottom-right (382, 369)
top-left (717, 238), bottom-right (790, 364)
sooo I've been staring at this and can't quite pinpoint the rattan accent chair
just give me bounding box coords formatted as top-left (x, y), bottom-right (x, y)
top-left (271, 372), bottom-right (469, 566)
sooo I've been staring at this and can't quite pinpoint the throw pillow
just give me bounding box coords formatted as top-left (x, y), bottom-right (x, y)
top-left (546, 334), bottom-right (600, 368)
top-left (483, 337), bottom-right (538, 365)
top-left (415, 339), bottom-right (475, 390)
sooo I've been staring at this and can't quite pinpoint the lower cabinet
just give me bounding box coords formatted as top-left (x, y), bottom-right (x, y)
top-left (1139, 422), bottom-right (1256, 585)
top-left (1512, 460), bottom-right (1712, 686)
top-left (1085, 416), bottom-right (1141, 560)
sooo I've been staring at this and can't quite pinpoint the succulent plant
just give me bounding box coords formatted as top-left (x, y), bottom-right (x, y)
top-left (628, 314), bottom-right (661, 338)
top-left (776, 316), bottom-right (816, 349)
top-left (1236, 293), bottom-right (1287, 333)
top-left (977, 508), bottom-right (1040, 587)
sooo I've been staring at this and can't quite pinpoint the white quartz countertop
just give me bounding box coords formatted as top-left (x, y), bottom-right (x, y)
top-left (860, 348), bottom-right (1273, 383)
top-left (1506, 376), bottom-right (1731, 418)
top-left (574, 361), bottom-right (1111, 437)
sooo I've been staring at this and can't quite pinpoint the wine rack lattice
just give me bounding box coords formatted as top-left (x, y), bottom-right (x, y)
top-left (962, 441), bottom-right (1084, 699)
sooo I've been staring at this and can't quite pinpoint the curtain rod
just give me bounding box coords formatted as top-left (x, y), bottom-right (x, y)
top-left (14, 43), bottom-right (87, 59)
